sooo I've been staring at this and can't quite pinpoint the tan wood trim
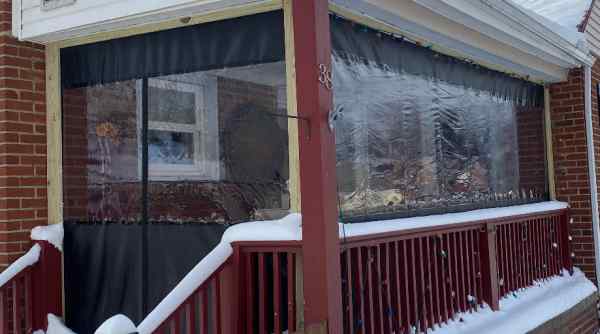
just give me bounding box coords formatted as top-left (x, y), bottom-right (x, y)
top-left (57, 0), bottom-right (283, 49)
top-left (46, 43), bottom-right (63, 225)
top-left (284, 0), bottom-right (300, 213)
top-left (544, 86), bottom-right (557, 200)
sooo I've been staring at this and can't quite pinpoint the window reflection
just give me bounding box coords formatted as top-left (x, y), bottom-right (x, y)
top-left (62, 62), bottom-right (290, 224)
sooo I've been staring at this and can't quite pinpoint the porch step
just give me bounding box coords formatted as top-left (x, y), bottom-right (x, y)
top-left (528, 293), bottom-right (599, 334)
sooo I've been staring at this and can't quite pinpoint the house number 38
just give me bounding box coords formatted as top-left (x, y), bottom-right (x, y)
top-left (318, 64), bottom-right (333, 90)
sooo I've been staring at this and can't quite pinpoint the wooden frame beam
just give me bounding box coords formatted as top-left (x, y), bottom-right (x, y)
top-left (292, 0), bottom-right (343, 333)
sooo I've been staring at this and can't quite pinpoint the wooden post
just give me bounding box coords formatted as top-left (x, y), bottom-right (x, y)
top-left (560, 209), bottom-right (574, 274)
top-left (292, 0), bottom-right (343, 333)
top-left (479, 224), bottom-right (500, 311)
top-left (31, 241), bottom-right (63, 331)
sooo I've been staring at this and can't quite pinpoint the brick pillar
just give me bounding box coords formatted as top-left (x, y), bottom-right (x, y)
top-left (550, 66), bottom-right (600, 283)
top-left (0, 0), bottom-right (47, 270)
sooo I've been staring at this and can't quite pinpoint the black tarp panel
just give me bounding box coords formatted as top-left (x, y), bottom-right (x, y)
top-left (61, 11), bottom-right (285, 89)
top-left (64, 223), bottom-right (227, 333)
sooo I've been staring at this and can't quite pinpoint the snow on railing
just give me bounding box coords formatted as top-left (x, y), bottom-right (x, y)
top-left (0, 224), bottom-right (64, 334)
top-left (338, 202), bottom-right (573, 333)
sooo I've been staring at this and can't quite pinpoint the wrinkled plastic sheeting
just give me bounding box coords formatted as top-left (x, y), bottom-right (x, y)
top-left (331, 17), bottom-right (547, 222)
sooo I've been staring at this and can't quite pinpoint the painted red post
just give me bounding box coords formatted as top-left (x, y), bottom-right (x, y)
top-left (479, 224), bottom-right (500, 311)
top-left (31, 240), bottom-right (63, 331)
top-left (559, 209), bottom-right (573, 274)
top-left (292, 0), bottom-right (343, 333)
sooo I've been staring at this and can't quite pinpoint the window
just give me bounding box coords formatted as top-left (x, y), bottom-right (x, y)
top-left (144, 78), bottom-right (219, 181)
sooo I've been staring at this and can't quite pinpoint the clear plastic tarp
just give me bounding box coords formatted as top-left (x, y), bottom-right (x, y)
top-left (331, 16), bottom-right (547, 222)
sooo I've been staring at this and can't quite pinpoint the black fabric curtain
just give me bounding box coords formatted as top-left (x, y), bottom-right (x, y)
top-left (330, 14), bottom-right (544, 107)
top-left (61, 11), bottom-right (285, 333)
top-left (61, 11), bottom-right (285, 89)
top-left (64, 223), bottom-right (227, 333)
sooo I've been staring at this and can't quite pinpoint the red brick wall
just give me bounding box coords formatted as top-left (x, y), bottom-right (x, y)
top-left (550, 64), bottom-right (600, 283)
top-left (0, 0), bottom-right (47, 270)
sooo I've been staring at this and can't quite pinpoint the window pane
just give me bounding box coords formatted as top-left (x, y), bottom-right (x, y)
top-left (62, 81), bottom-right (142, 223)
top-left (148, 130), bottom-right (194, 165)
top-left (147, 62), bottom-right (290, 223)
top-left (149, 84), bottom-right (196, 124)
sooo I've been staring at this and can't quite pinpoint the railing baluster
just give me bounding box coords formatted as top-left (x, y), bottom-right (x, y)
top-left (12, 279), bottom-right (21, 334)
top-left (440, 235), bottom-right (449, 323)
top-left (431, 236), bottom-right (440, 323)
top-left (201, 290), bottom-right (209, 334)
top-left (0, 290), bottom-right (6, 334)
top-left (391, 241), bottom-right (402, 333)
top-left (366, 247), bottom-right (375, 334)
top-left (356, 247), bottom-right (366, 333)
top-left (343, 249), bottom-right (353, 334)
top-left (384, 243), bottom-right (393, 333)
top-left (375, 245), bottom-right (384, 333)
top-left (245, 253), bottom-right (255, 334)
top-left (287, 253), bottom-right (296, 333)
top-left (258, 253), bottom-right (266, 334)
top-left (417, 237), bottom-right (427, 331)
top-left (463, 231), bottom-right (472, 313)
top-left (409, 239), bottom-right (418, 330)
top-left (186, 297), bottom-right (196, 334)
top-left (468, 230), bottom-right (478, 311)
top-left (25, 270), bottom-right (32, 332)
top-left (560, 210), bottom-right (573, 273)
top-left (425, 237), bottom-right (434, 326)
top-left (273, 252), bottom-right (281, 334)
top-left (215, 274), bottom-right (222, 334)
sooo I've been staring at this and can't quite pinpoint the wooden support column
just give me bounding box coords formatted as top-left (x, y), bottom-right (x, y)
top-left (292, 0), bottom-right (343, 333)
top-left (480, 224), bottom-right (500, 311)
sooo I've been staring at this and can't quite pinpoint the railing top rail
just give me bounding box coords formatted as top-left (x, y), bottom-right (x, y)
top-left (0, 243), bottom-right (40, 289)
top-left (339, 207), bottom-right (568, 248)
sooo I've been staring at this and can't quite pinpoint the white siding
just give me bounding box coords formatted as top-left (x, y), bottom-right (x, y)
top-left (14, 0), bottom-right (262, 43)
top-left (585, 1), bottom-right (600, 57)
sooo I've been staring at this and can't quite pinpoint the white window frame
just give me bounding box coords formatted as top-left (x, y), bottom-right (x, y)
top-left (137, 77), bottom-right (220, 181)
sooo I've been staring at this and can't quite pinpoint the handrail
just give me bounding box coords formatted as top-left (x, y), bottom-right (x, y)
top-left (0, 240), bottom-right (62, 334)
top-left (0, 244), bottom-right (40, 289)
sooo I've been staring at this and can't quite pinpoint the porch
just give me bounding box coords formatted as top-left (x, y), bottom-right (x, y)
top-left (2, 202), bottom-right (594, 334)
top-left (1, 0), bottom-right (599, 333)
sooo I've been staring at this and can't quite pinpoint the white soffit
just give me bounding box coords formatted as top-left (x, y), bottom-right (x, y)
top-left (334, 0), bottom-right (573, 82)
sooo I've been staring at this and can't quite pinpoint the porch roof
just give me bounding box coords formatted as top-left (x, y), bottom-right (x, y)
top-left (12, 0), bottom-right (594, 83)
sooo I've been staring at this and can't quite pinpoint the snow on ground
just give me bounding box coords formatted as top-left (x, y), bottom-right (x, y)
top-left (0, 244), bottom-right (40, 287)
top-left (431, 268), bottom-right (596, 334)
top-left (31, 223), bottom-right (64, 251)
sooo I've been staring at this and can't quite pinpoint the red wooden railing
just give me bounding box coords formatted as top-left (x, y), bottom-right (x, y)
top-left (150, 262), bottom-right (226, 334)
top-left (144, 208), bottom-right (571, 334)
top-left (0, 241), bottom-right (62, 334)
top-left (339, 208), bottom-right (571, 334)
top-left (234, 241), bottom-right (302, 334)
top-left (145, 241), bottom-right (302, 334)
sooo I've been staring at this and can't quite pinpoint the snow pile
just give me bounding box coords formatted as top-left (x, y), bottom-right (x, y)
top-left (512, 0), bottom-right (592, 30)
top-left (35, 314), bottom-right (76, 334)
top-left (431, 268), bottom-right (597, 334)
top-left (136, 213), bottom-right (302, 334)
top-left (31, 223), bottom-right (64, 252)
top-left (95, 314), bottom-right (137, 334)
top-left (0, 244), bottom-right (40, 287)
top-left (340, 201), bottom-right (567, 238)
